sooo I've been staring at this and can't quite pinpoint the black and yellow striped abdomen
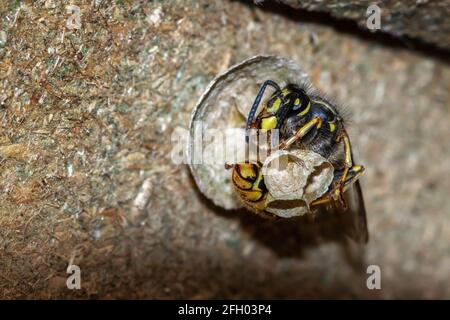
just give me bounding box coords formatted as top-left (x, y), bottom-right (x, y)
top-left (232, 163), bottom-right (267, 211)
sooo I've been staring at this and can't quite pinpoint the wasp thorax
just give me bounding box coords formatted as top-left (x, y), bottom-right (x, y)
top-left (262, 149), bottom-right (334, 218)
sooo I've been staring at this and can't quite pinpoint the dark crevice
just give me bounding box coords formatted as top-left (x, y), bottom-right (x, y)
top-left (234, 0), bottom-right (450, 65)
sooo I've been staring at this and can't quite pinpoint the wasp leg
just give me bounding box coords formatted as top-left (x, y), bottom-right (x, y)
top-left (276, 116), bottom-right (323, 150)
top-left (310, 165), bottom-right (365, 208)
top-left (342, 165), bottom-right (365, 193)
top-left (246, 80), bottom-right (282, 143)
top-left (329, 130), bottom-right (356, 208)
top-left (311, 130), bottom-right (355, 208)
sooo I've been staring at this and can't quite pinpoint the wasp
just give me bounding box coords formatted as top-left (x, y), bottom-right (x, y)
top-left (230, 80), bottom-right (368, 242)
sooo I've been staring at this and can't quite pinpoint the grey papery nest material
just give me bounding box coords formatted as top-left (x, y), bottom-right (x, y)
top-left (262, 149), bottom-right (334, 217)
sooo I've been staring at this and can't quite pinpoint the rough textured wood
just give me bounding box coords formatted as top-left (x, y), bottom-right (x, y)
top-left (0, 0), bottom-right (449, 298)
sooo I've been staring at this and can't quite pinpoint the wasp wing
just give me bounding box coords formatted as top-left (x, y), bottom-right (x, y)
top-left (344, 179), bottom-right (369, 243)
top-left (315, 165), bottom-right (369, 244)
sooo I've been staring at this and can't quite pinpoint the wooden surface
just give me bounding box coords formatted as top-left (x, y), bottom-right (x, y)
top-left (0, 0), bottom-right (449, 298)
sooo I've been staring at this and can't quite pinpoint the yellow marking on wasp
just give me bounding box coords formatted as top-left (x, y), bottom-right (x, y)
top-left (294, 98), bottom-right (300, 106)
top-left (232, 169), bottom-right (253, 190)
top-left (298, 101), bottom-right (311, 116)
top-left (332, 187), bottom-right (341, 200)
top-left (329, 122), bottom-right (336, 132)
top-left (238, 163), bottom-right (256, 180)
top-left (317, 117), bottom-right (322, 129)
top-left (282, 88), bottom-right (290, 96)
top-left (343, 134), bottom-right (352, 166)
top-left (268, 98), bottom-right (282, 113)
top-left (233, 163), bottom-right (268, 206)
top-left (252, 171), bottom-right (264, 192)
top-left (261, 116), bottom-right (277, 130)
top-left (240, 189), bottom-right (264, 202)
top-left (252, 199), bottom-right (267, 210)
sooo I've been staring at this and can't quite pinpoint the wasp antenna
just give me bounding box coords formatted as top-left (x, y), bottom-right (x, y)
top-left (245, 80), bottom-right (281, 141)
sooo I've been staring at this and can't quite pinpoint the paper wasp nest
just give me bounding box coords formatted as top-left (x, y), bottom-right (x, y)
top-left (262, 149), bottom-right (334, 218)
top-left (188, 55), bottom-right (334, 217)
